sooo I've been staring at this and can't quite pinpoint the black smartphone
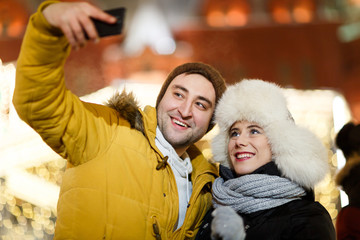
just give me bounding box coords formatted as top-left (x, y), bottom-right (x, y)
top-left (85, 7), bottom-right (126, 39)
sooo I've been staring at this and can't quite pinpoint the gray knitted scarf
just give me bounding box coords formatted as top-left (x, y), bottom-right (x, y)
top-left (212, 174), bottom-right (306, 214)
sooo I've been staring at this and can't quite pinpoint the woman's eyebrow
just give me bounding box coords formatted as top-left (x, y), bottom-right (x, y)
top-left (248, 124), bottom-right (262, 129)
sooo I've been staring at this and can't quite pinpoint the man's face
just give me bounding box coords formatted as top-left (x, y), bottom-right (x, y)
top-left (157, 73), bottom-right (216, 155)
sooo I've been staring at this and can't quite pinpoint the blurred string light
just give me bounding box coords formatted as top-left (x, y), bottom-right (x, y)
top-left (205, 1), bottom-right (250, 27)
top-left (348, 0), bottom-right (360, 6)
top-left (0, 59), bottom-right (15, 126)
top-left (122, 2), bottom-right (176, 56)
top-left (1, 58), bottom-right (63, 239)
top-left (270, 0), bottom-right (314, 24)
top-left (271, 5), bottom-right (292, 24)
top-left (0, 59), bottom-right (353, 236)
top-left (205, 0), bottom-right (316, 27)
top-left (284, 88), bottom-right (351, 221)
top-left (0, 1), bottom-right (28, 38)
top-left (337, 0), bottom-right (360, 42)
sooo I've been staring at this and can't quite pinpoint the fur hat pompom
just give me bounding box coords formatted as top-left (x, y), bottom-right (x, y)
top-left (211, 79), bottom-right (329, 188)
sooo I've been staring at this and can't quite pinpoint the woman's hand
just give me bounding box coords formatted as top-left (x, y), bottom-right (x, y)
top-left (211, 206), bottom-right (246, 240)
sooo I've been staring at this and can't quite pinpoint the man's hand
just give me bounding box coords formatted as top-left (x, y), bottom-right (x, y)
top-left (42, 2), bottom-right (117, 49)
top-left (211, 206), bottom-right (246, 240)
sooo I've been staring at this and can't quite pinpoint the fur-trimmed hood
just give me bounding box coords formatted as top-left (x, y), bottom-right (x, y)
top-left (335, 155), bottom-right (360, 205)
top-left (335, 154), bottom-right (360, 187)
top-left (106, 90), bottom-right (145, 134)
top-left (211, 79), bottom-right (329, 189)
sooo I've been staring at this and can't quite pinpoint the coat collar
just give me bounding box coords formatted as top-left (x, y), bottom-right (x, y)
top-left (106, 91), bottom-right (218, 178)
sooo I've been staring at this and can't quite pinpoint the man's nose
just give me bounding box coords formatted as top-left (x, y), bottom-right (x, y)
top-left (178, 101), bottom-right (193, 118)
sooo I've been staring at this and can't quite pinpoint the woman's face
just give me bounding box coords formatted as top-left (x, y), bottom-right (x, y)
top-left (228, 121), bottom-right (272, 176)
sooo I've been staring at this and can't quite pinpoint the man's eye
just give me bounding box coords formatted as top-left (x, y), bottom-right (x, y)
top-left (174, 92), bottom-right (183, 98)
top-left (196, 102), bottom-right (206, 109)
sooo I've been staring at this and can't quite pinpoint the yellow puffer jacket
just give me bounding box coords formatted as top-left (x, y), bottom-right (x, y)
top-left (13, 1), bottom-right (218, 239)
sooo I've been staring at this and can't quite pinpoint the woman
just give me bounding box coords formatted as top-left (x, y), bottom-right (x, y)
top-left (334, 122), bottom-right (360, 240)
top-left (196, 79), bottom-right (336, 240)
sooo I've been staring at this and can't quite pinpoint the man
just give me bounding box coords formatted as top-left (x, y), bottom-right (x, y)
top-left (12, 1), bottom-right (227, 239)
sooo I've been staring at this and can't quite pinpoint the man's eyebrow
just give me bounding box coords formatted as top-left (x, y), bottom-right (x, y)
top-left (173, 84), bottom-right (213, 107)
top-left (198, 96), bottom-right (213, 107)
top-left (173, 84), bottom-right (188, 93)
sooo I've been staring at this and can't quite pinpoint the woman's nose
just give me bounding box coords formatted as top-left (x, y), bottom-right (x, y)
top-left (235, 135), bottom-right (248, 147)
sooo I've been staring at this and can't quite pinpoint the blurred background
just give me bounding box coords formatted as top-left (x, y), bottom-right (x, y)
top-left (0, 0), bottom-right (360, 239)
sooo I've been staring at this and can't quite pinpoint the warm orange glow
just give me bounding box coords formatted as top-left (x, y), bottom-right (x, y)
top-left (293, 7), bottom-right (313, 23)
top-left (0, 0), bottom-right (29, 38)
top-left (226, 9), bottom-right (248, 26)
top-left (293, 0), bottom-right (315, 23)
top-left (7, 20), bottom-right (24, 37)
top-left (272, 7), bottom-right (292, 23)
top-left (348, 0), bottom-right (360, 6)
top-left (206, 10), bottom-right (226, 27)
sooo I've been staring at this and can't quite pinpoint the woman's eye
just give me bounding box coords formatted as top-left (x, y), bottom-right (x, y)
top-left (250, 129), bottom-right (260, 134)
top-left (230, 131), bottom-right (239, 138)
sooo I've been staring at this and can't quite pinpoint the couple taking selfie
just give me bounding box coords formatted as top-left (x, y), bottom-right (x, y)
top-left (13, 1), bottom-right (336, 239)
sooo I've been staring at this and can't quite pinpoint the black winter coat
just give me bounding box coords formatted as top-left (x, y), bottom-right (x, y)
top-left (196, 163), bottom-right (336, 240)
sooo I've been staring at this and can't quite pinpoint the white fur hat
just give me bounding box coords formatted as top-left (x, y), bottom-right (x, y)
top-left (211, 79), bottom-right (329, 189)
